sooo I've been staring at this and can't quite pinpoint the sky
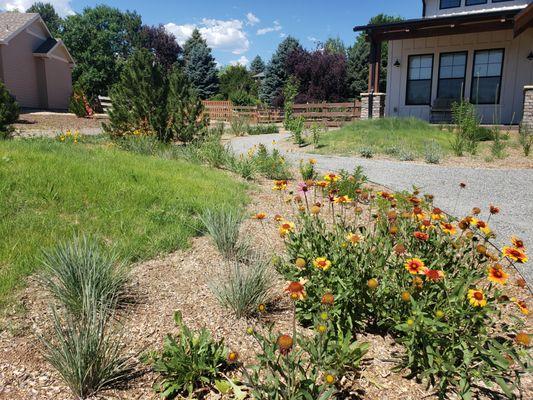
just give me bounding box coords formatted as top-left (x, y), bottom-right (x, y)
top-left (0, 0), bottom-right (422, 66)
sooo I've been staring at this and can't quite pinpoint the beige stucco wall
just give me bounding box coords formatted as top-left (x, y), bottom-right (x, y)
top-left (425, 0), bottom-right (531, 17)
top-left (385, 28), bottom-right (533, 124)
top-left (1, 22), bottom-right (43, 108)
top-left (0, 45), bottom-right (4, 83)
top-left (45, 56), bottom-right (72, 110)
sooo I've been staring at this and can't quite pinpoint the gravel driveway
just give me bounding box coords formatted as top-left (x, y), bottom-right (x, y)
top-left (230, 133), bottom-right (533, 285)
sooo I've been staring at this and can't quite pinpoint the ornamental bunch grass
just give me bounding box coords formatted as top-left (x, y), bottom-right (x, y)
top-left (199, 207), bottom-right (247, 260)
top-left (266, 171), bottom-right (531, 399)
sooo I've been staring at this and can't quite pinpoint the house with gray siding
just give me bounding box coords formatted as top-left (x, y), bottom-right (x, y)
top-left (0, 12), bottom-right (74, 110)
top-left (354, 0), bottom-right (533, 126)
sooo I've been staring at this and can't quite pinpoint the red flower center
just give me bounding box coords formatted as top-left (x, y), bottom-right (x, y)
top-left (474, 292), bottom-right (483, 301)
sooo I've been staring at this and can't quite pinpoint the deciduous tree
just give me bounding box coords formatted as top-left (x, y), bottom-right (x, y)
top-left (138, 24), bottom-right (182, 70)
top-left (26, 2), bottom-right (61, 36)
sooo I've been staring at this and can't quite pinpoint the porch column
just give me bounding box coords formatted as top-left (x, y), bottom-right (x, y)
top-left (361, 92), bottom-right (386, 120)
top-left (361, 37), bottom-right (385, 120)
top-left (523, 86), bottom-right (533, 132)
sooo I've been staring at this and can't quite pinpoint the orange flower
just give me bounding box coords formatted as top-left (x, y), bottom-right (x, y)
top-left (511, 236), bottom-right (525, 250)
top-left (425, 269), bottom-right (445, 281)
top-left (489, 205), bottom-right (500, 215)
top-left (273, 180), bottom-right (288, 191)
top-left (313, 257), bottom-right (332, 271)
top-left (258, 303), bottom-right (266, 313)
top-left (440, 222), bottom-right (457, 235)
top-left (472, 207), bottom-right (481, 215)
top-left (253, 212), bottom-right (267, 220)
top-left (431, 208), bottom-right (444, 220)
top-left (316, 180), bottom-right (329, 188)
top-left (367, 278), bottom-right (379, 290)
top-left (394, 243), bottom-right (407, 255)
top-left (378, 191), bottom-right (394, 200)
top-left (324, 173), bottom-right (339, 182)
top-left (413, 231), bottom-right (429, 241)
top-left (273, 214), bottom-right (283, 222)
top-left (487, 265), bottom-right (509, 285)
top-left (515, 300), bottom-right (529, 315)
top-left (321, 292), bottom-right (334, 306)
top-left (227, 351), bottom-right (239, 363)
top-left (404, 258), bottom-right (426, 275)
top-left (277, 334), bottom-right (294, 355)
top-left (334, 195), bottom-right (352, 204)
top-left (346, 233), bottom-right (362, 245)
top-left (286, 281), bottom-right (306, 300)
top-left (515, 332), bottom-right (530, 347)
top-left (502, 246), bottom-right (528, 263)
top-left (468, 289), bottom-right (487, 307)
top-left (401, 291), bottom-right (411, 302)
top-left (412, 276), bottom-right (424, 289)
top-left (471, 218), bottom-right (491, 235)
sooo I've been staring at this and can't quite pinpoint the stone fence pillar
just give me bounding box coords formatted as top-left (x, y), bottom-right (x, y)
top-left (360, 93), bottom-right (386, 120)
top-left (523, 86), bottom-right (533, 132)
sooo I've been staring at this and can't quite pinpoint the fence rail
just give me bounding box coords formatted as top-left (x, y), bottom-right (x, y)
top-left (202, 100), bottom-right (360, 127)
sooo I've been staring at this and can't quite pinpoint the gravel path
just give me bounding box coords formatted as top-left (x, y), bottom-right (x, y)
top-left (229, 133), bottom-right (533, 285)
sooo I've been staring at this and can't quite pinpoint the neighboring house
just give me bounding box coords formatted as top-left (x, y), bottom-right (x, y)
top-left (0, 12), bottom-right (74, 110)
top-left (354, 0), bottom-right (533, 126)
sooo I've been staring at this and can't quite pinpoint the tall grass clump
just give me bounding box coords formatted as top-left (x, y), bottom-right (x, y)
top-left (423, 140), bottom-right (442, 164)
top-left (199, 208), bottom-right (245, 259)
top-left (41, 297), bottom-right (133, 399)
top-left (210, 258), bottom-right (275, 318)
top-left (40, 236), bottom-right (129, 318)
top-left (451, 100), bottom-right (481, 155)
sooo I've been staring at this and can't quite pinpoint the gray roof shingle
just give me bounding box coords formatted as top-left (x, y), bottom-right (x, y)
top-left (0, 12), bottom-right (39, 42)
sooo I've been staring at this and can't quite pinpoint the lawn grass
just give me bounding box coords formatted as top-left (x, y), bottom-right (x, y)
top-left (313, 117), bottom-right (452, 157)
top-left (0, 138), bottom-right (248, 309)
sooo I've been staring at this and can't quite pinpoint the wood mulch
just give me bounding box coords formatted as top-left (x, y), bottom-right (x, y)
top-left (12, 112), bottom-right (106, 137)
top-left (0, 179), bottom-right (531, 400)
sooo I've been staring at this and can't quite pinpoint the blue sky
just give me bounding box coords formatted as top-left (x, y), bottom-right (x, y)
top-left (1, 0), bottom-right (422, 65)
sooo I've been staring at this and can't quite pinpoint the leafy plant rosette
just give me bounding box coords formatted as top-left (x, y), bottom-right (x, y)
top-left (265, 174), bottom-right (531, 399)
top-left (238, 280), bottom-right (368, 400)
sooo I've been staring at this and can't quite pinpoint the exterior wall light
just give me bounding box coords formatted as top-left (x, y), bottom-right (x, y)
top-left (528, 51), bottom-right (533, 61)
top-left (394, 59), bottom-right (401, 67)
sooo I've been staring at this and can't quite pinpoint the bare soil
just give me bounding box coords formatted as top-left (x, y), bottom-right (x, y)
top-left (0, 179), bottom-right (531, 400)
top-left (13, 112), bottom-right (107, 137)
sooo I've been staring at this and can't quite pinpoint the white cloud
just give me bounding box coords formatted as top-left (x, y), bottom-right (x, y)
top-left (256, 20), bottom-right (282, 35)
top-left (307, 36), bottom-right (318, 43)
top-left (165, 18), bottom-right (250, 55)
top-left (246, 12), bottom-right (259, 26)
top-left (0, 0), bottom-right (74, 16)
top-left (230, 55), bottom-right (249, 66)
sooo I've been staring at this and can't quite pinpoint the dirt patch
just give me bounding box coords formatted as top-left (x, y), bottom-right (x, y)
top-left (13, 112), bottom-right (107, 137)
top-left (0, 179), bottom-right (531, 400)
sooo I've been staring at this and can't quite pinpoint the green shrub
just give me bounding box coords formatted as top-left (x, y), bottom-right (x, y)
top-left (398, 148), bottom-right (416, 161)
top-left (40, 236), bottom-right (129, 318)
top-left (41, 299), bottom-right (133, 399)
top-left (199, 208), bottom-right (244, 260)
top-left (253, 145), bottom-right (292, 180)
top-left (210, 258), bottom-right (274, 318)
top-left (0, 81), bottom-right (20, 139)
top-left (299, 158), bottom-right (318, 181)
top-left (228, 155), bottom-right (256, 180)
top-left (490, 129), bottom-right (506, 159)
top-left (69, 86), bottom-right (93, 118)
top-left (246, 124), bottom-right (279, 135)
top-left (310, 122), bottom-right (324, 147)
top-left (288, 116), bottom-right (306, 146)
top-left (146, 311), bottom-right (228, 398)
top-left (451, 100), bottom-right (481, 155)
top-left (359, 147), bottom-right (374, 158)
top-left (423, 141), bottom-right (442, 164)
top-left (230, 115), bottom-right (249, 137)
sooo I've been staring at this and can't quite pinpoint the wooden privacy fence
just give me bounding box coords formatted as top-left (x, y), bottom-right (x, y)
top-left (202, 100), bottom-right (360, 126)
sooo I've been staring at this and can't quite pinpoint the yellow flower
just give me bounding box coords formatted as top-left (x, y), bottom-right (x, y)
top-left (309, 158), bottom-right (317, 165)
top-left (324, 173), bottom-right (339, 182)
top-left (295, 258), bottom-right (306, 268)
top-left (487, 265), bottom-right (509, 285)
top-left (317, 324), bottom-right (328, 334)
top-left (404, 258), bottom-right (426, 275)
top-left (502, 246), bottom-right (528, 263)
top-left (468, 289), bottom-right (487, 308)
top-left (272, 180), bottom-right (288, 191)
top-left (515, 332), bottom-right (530, 347)
top-left (313, 257), bottom-right (332, 271)
top-left (279, 221), bottom-right (295, 237)
top-left (367, 278), bottom-right (379, 290)
top-left (440, 222), bottom-right (457, 235)
top-left (346, 233), bottom-right (362, 245)
top-left (515, 300), bottom-right (529, 315)
top-left (334, 195), bottom-right (352, 204)
top-left (325, 374), bottom-right (335, 384)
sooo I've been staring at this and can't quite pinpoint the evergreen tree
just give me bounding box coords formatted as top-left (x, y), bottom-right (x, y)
top-left (183, 29), bottom-right (219, 99)
top-left (347, 14), bottom-right (403, 97)
top-left (104, 49), bottom-right (168, 140)
top-left (0, 82), bottom-right (20, 139)
top-left (250, 55), bottom-right (265, 75)
top-left (260, 36), bottom-right (302, 106)
top-left (324, 37), bottom-right (346, 56)
top-left (166, 67), bottom-right (208, 143)
top-left (26, 2), bottom-right (62, 36)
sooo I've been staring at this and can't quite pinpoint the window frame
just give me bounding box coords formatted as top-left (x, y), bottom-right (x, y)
top-left (440, 0), bottom-right (462, 10)
top-left (465, 0), bottom-right (487, 6)
top-left (405, 53), bottom-right (435, 106)
top-left (470, 48), bottom-right (505, 105)
top-left (436, 51), bottom-right (468, 101)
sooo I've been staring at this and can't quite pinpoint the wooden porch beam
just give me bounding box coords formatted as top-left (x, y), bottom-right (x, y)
top-left (514, 3), bottom-right (533, 38)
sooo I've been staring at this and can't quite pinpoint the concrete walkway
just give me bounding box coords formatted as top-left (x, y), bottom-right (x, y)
top-left (229, 133), bottom-right (533, 285)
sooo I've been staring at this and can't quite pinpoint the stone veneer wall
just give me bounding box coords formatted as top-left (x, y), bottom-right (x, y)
top-left (523, 86), bottom-right (533, 132)
top-left (360, 93), bottom-right (386, 120)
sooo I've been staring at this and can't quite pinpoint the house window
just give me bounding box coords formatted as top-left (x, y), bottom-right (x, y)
top-left (440, 0), bottom-right (461, 9)
top-left (465, 0), bottom-right (487, 5)
top-left (406, 54), bottom-right (434, 105)
top-left (471, 49), bottom-right (504, 104)
top-left (437, 52), bottom-right (467, 100)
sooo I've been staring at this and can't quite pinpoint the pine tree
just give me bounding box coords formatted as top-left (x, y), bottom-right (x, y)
top-left (104, 49), bottom-right (168, 140)
top-left (260, 36), bottom-right (302, 106)
top-left (183, 29), bottom-right (219, 99)
top-left (166, 67), bottom-right (208, 143)
top-left (0, 82), bottom-right (20, 139)
top-left (250, 55), bottom-right (265, 76)
top-left (347, 14), bottom-right (403, 97)
top-left (324, 37), bottom-right (346, 56)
